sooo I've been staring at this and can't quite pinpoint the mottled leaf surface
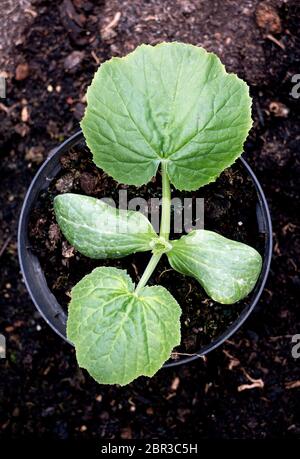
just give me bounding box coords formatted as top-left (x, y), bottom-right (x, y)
top-left (67, 267), bottom-right (181, 385)
top-left (54, 193), bottom-right (158, 259)
top-left (168, 230), bottom-right (262, 304)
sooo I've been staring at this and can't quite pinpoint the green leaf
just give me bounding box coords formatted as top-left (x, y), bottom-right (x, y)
top-left (67, 267), bottom-right (181, 385)
top-left (81, 42), bottom-right (252, 191)
top-left (167, 230), bottom-right (262, 304)
top-left (54, 193), bottom-right (158, 259)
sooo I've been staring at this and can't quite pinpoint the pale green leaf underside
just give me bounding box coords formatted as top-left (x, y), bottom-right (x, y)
top-left (67, 267), bottom-right (181, 385)
top-left (167, 230), bottom-right (262, 304)
top-left (54, 193), bottom-right (158, 259)
top-left (81, 42), bottom-right (252, 191)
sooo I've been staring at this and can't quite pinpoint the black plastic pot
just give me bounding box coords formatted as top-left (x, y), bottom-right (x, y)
top-left (18, 130), bottom-right (272, 368)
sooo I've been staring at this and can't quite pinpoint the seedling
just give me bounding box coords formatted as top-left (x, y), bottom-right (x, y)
top-left (54, 43), bottom-right (262, 385)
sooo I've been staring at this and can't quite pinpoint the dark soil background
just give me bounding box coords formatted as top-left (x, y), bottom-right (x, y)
top-left (0, 0), bottom-right (299, 439)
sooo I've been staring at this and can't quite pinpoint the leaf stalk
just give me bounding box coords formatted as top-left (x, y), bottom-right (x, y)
top-left (135, 163), bottom-right (171, 293)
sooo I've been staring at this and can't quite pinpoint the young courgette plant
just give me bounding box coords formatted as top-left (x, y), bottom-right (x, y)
top-left (54, 42), bottom-right (262, 385)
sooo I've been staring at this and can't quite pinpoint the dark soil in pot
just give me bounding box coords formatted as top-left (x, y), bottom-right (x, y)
top-left (28, 142), bottom-right (265, 355)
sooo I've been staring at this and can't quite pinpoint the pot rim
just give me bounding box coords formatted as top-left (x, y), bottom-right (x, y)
top-left (18, 130), bottom-right (272, 368)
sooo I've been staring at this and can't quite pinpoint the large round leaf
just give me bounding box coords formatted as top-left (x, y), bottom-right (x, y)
top-left (67, 267), bottom-right (181, 385)
top-left (81, 42), bottom-right (252, 191)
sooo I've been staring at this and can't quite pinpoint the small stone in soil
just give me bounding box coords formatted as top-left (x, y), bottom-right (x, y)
top-left (55, 173), bottom-right (75, 192)
top-left (15, 63), bottom-right (29, 81)
top-left (48, 223), bottom-right (61, 250)
top-left (25, 146), bottom-right (45, 164)
top-left (62, 241), bottom-right (75, 258)
top-left (255, 2), bottom-right (282, 33)
top-left (64, 50), bottom-right (85, 71)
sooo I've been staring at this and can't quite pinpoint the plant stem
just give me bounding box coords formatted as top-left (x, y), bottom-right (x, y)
top-left (159, 161), bottom-right (171, 241)
top-left (135, 162), bottom-right (171, 294)
top-left (135, 252), bottom-right (162, 294)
